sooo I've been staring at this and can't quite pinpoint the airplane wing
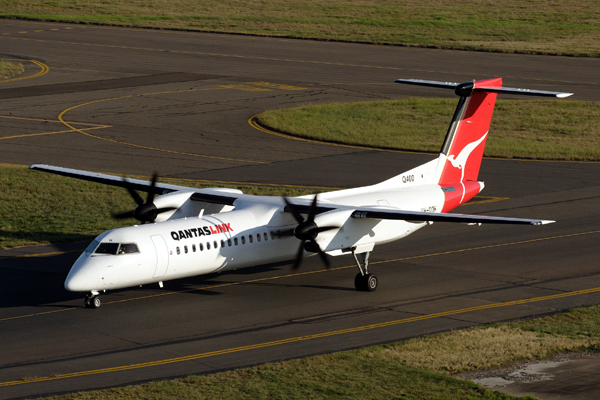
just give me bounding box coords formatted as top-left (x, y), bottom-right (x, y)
top-left (29, 164), bottom-right (240, 205)
top-left (29, 165), bottom-right (554, 225)
top-left (351, 207), bottom-right (554, 225)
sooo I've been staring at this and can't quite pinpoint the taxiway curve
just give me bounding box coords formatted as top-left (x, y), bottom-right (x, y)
top-left (1, 19), bottom-right (600, 399)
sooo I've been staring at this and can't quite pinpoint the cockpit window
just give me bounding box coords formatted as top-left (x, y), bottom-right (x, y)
top-left (93, 243), bottom-right (139, 255)
top-left (95, 243), bottom-right (119, 255)
top-left (85, 240), bottom-right (100, 255)
top-left (119, 243), bottom-right (140, 254)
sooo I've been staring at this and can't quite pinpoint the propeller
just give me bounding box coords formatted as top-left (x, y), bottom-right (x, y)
top-left (283, 195), bottom-right (339, 270)
top-left (113, 173), bottom-right (176, 224)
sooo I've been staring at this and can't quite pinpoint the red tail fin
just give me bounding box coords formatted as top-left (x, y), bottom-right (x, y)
top-left (393, 78), bottom-right (573, 212)
top-left (437, 78), bottom-right (501, 185)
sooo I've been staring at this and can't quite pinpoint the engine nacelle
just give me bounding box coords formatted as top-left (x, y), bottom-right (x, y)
top-left (154, 188), bottom-right (241, 222)
top-left (311, 209), bottom-right (353, 249)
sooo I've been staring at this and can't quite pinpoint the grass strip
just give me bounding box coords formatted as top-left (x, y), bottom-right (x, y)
top-left (41, 306), bottom-right (600, 399)
top-left (256, 98), bottom-right (600, 161)
top-left (0, 60), bottom-right (24, 79)
top-left (1, 0), bottom-right (599, 57)
top-left (0, 164), bottom-right (314, 249)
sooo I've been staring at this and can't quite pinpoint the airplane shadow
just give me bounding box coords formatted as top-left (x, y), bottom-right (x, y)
top-left (0, 241), bottom-right (350, 308)
top-left (164, 259), bottom-right (350, 293)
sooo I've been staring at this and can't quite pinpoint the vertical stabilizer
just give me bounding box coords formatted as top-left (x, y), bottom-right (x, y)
top-left (436, 78), bottom-right (501, 186)
top-left (387, 79), bottom-right (572, 210)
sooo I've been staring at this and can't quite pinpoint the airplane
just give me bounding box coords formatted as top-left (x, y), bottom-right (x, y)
top-left (29, 78), bottom-right (573, 308)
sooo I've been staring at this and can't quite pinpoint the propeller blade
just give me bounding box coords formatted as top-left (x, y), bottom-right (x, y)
top-left (292, 240), bottom-right (306, 270)
top-left (122, 178), bottom-right (144, 206)
top-left (306, 194), bottom-right (318, 224)
top-left (283, 197), bottom-right (305, 224)
top-left (315, 225), bottom-right (339, 234)
top-left (112, 210), bottom-right (135, 220)
top-left (146, 173), bottom-right (158, 204)
top-left (113, 173), bottom-right (171, 224)
top-left (317, 248), bottom-right (331, 269)
top-left (284, 194), bottom-right (338, 270)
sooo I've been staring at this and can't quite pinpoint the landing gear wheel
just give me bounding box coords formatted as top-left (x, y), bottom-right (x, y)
top-left (365, 274), bottom-right (378, 291)
top-left (354, 273), bottom-right (364, 291)
top-left (84, 294), bottom-right (101, 308)
top-left (354, 273), bottom-right (378, 292)
top-left (92, 296), bottom-right (101, 308)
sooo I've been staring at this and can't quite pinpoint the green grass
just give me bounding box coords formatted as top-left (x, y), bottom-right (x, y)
top-left (0, 164), bottom-right (315, 249)
top-left (1, 0), bottom-right (599, 56)
top-left (44, 357), bottom-right (522, 400)
top-left (510, 306), bottom-right (600, 350)
top-left (42, 306), bottom-right (600, 400)
top-left (0, 60), bottom-right (24, 79)
top-left (256, 98), bottom-right (600, 161)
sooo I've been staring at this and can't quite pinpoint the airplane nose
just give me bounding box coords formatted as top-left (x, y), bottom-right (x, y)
top-left (64, 263), bottom-right (99, 292)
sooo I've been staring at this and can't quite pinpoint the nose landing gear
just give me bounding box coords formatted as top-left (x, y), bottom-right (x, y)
top-left (84, 291), bottom-right (101, 308)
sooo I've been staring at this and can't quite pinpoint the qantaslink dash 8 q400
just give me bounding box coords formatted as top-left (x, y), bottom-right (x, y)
top-left (30, 78), bottom-right (573, 308)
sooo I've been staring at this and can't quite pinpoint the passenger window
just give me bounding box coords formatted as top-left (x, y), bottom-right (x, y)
top-left (228, 239), bottom-right (232, 246)
top-left (184, 245), bottom-right (188, 254)
top-left (249, 235), bottom-right (253, 244)
top-left (199, 243), bottom-right (204, 251)
top-left (206, 242), bottom-right (211, 250)
top-left (264, 232), bottom-right (268, 241)
top-left (192, 244), bottom-right (196, 252)
top-left (257, 234), bottom-right (261, 242)
top-left (270, 231), bottom-right (275, 240)
top-left (241, 236), bottom-right (246, 245)
top-left (214, 241), bottom-right (218, 249)
top-left (234, 237), bottom-right (238, 245)
top-left (176, 247), bottom-right (181, 255)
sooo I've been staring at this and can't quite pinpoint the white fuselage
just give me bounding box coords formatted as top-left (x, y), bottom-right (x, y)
top-left (65, 181), bottom-right (446, 293)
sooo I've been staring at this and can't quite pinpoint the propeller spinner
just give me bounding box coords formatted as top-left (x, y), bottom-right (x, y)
top-left (113, 173), bottom-right (176, 224)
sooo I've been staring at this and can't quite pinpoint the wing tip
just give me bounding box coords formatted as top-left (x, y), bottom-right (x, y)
top-left (534, 220), bottom-right (556, 225)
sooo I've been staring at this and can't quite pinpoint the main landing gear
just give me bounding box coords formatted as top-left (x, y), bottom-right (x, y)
top-left (353, 251), bottom-right (378, 292)
top-left (84, 291), bottom-right (101, 308)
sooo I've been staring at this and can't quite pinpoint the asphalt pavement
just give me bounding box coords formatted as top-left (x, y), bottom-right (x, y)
top-left (1, 19), bottom-right (599, 399)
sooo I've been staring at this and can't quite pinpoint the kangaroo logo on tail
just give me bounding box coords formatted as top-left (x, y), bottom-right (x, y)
top-left (447, 131), bottom-right (488, 202)
top-left (447, 131), bottom-right (488, 182)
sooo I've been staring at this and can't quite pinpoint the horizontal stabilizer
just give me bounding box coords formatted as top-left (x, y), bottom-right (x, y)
top-left (395, 79), bottom-right (573, 98)
top-left (352, 208), bottom-right (554, 226)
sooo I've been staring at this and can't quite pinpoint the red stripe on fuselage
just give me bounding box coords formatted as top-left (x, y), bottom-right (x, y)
top-left (441, 181), bottom-right (482, 213)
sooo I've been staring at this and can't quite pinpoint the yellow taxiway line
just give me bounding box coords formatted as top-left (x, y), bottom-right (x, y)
top-left (56, 88), bottom-right (268, 165)
top-left (2, 273), bottom-right (600, 387)
top-left (0, 59), bottom-right (49, 83)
